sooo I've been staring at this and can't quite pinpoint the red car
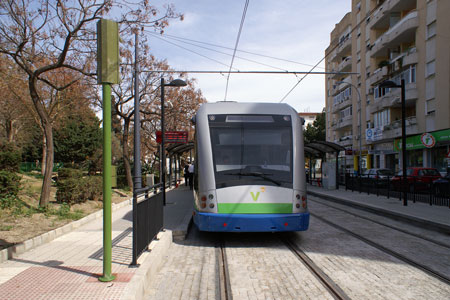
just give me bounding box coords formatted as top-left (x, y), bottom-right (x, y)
top-left (391, 167), bottom-right (441, 192)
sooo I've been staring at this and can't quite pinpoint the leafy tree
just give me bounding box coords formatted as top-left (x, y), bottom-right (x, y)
top-left (0, 0), bottom-right (182, 207)
top-left (54, 114), bottom-right (102, 165)
top-left (304, 111), bottom-right (326, 144)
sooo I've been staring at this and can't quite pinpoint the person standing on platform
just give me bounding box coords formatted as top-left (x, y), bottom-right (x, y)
top-left (184, 164), bottom-right (189, 186)
top-left (188, 163), bottom-right (194, 190)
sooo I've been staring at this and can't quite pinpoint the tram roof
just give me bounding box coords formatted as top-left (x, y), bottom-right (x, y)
top-left (196, 102), bottom-right (298, 116)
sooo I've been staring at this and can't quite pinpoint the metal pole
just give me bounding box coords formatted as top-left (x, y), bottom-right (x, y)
top-left (131, 33), bottom-right (140, 267)
top-left (99, 83), bottom-right (115, 282)
top-left (401, 79), bottom-right (407, 206)
top-left (161, 78), bottom-right (166, 206)
top-left (134, 32), bottom-right (142, 190)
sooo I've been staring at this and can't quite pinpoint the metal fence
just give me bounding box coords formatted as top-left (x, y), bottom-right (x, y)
top-left (132, 183), bottom-right (164, 265)
top-left (344, 173), bottom-right (450, 208)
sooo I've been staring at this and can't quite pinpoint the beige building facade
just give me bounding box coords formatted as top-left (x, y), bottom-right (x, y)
top-left (325, 0), bottom-right (450, 175)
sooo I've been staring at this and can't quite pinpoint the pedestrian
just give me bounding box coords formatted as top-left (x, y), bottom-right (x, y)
top-left (184, 164), bottom-right (189, 186)
top-left (188, 163), bottom-right (194, 190)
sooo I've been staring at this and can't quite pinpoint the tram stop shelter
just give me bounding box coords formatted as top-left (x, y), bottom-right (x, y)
top-left (165, 142), bottom-right (194, 186)
top-left (304, 141), bottom-right (345, 189)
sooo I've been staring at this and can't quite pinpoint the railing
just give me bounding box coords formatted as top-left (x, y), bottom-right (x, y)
top-left (344, 174), bottom-right (450, 207)
top-left (132, 183), bottom-right (164, 265)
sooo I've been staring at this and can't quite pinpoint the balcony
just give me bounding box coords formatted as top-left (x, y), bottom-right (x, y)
top-left (368, 66), bottom-right (388, 86)
top-left (365, 117), bottom-right (419, 143)
top-left (338, 135), bottom-right (353, 147)
top-left (370, 11), bottom-right (418, 58)
top-left (335, 35), bottom-right (351, 58)
top-left (335, 115), bottom-right (353, 130)
top-left (338, 56), bottom-right (352, 72)
top-left (402, 49), bottom-right (418, 67)
top-left (369, 0), bottom-right (417, 29)
top-left (368, 82), bottom-right (417, 114)
top-left (332, 97), bottom-right (352, 114)
top-left (381, 117), bottom-right (419, 140)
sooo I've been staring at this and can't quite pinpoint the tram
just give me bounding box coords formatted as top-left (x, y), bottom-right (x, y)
top-left (191, 102), bottom-right (309, 232)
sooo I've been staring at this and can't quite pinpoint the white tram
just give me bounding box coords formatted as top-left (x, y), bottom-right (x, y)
top-left (191, 102), bottom-right (309, 232)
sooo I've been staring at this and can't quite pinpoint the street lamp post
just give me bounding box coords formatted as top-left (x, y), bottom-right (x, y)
top-left (336, 81), bottom-right (362, 176)
top-left (379, 79), bottom-right (407, 206)
top-left (161, 78), bottom-right (187, 205)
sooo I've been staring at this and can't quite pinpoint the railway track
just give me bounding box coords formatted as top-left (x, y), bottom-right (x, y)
top-left (282, 238), bottom-right (352, 300)
top-left (309, 197), bottom-right (450, 249)
top-left (311, 212), bottom-right (450, 286)
top-left (217, 238), bottom-right (233, 300)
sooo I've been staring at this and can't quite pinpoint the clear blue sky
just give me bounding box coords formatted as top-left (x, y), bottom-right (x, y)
top-left (149, 0), bottom-right (351, 113)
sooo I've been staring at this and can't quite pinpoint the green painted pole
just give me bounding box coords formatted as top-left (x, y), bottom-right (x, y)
top-left (99, 83), bottom-right (115, 282)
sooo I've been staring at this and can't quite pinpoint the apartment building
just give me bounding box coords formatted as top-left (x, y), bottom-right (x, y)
top-left (325, 0), bottom-right (450, 175)
top-left (299, 112), bottom-right (321, 128)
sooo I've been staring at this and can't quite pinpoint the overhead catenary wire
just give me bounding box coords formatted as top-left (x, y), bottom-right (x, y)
top-left (224, 0), bottom-right (250, 101)
top-left (146, 31), bottom-right (288, 72)
top-left (146, 31), bottom-right (324, 70)
top-left (279, 4), bottom-right (380, 103)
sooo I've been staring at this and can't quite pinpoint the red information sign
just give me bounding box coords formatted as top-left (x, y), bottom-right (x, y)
top-left (156, 131), bottom-right (188, 144)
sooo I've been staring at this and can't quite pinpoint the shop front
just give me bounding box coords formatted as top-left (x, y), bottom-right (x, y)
top-left (394, 128), bottom-right (450, 175)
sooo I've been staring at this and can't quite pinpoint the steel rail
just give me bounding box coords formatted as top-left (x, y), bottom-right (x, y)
top-left (312, 212), bottom-right (450, 286)
top-left (309, 197), bottom-right (450, 249)
top-left (217, 238), bottom-right (233, 300)
top-left (282, 238), bottom-right (352, 300)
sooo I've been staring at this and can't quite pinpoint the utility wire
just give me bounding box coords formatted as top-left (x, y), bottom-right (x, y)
top-left (279, 4), bottom-right (380, 103)
top-left (224, 0), bottom-right (250, 101)
top-left (145, 31), bottom-right (239, 70)
top-left (147, 31), bottom-right (288, 72)
top-left (147, 31), bottom-right (323, 70)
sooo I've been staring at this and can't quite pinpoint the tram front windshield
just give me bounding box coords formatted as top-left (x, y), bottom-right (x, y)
top-left (209, 115), bottom-right (293, 189)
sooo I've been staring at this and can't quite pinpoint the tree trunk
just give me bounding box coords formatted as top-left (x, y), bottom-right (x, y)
top-left (29, 76), bottom-right (53, 207)
top-left (41, 134), bottom-right (46, 175)
top-left (122, 118), bottom-right (133, 190)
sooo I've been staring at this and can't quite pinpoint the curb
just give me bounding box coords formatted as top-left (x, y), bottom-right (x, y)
top-left (308, 190), bottom-right (450, 234)
top-left (120, 230), bottom-right (173, 300)
top-left (0, 197), bottom-right (132, 264)
top-left (172, 214), bottom-right (193, 241)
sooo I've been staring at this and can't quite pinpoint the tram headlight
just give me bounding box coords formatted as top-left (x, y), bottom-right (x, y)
top-left (201, 203), bottom-right (207, 209)
top-left (208, 194), bottom-right (214, 200)
top-left (201, 195), bottom-right (207, 202)
top-left (209, 203), bottom-right (215, 209)
top-left (296, 194), bottom-right (300, 199)
top-left (296, 203), bottom-right (300, 208)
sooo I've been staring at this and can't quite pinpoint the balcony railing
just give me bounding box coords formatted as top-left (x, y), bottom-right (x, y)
top-left (370, 11), bottom-right (418, 58)
top-left (336, 116), bottom-right (353, 129)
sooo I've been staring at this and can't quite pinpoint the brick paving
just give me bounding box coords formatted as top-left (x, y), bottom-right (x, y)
top-left (0, 202), bottom-right (136, 300)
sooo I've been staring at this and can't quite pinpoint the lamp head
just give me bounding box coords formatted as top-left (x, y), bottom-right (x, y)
top-left (165, 79), bottom-right (187, 87)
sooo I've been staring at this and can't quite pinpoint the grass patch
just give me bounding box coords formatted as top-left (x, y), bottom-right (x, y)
top-left (39, 203), bottom-right (85, 221)
top-left (0, 225), bottom-right (13, 231)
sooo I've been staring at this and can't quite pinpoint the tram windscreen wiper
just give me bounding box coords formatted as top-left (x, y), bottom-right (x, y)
top-left (224, 172), bottom-right (281, 186)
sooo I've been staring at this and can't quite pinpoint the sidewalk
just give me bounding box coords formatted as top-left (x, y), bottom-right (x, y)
top-left (307, 185), bottom-right (450, 233)
top-left (0, 184), bottom-right (194, 300)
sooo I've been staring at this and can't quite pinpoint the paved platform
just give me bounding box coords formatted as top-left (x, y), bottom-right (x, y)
top-left (1, 181), bottom-right (448, 299)
top-left (307, 185), bottom-right (450, 233)
top-left (0, 184), bottom-right (194, 300)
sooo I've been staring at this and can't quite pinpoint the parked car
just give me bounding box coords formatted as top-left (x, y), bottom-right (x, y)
top-left (391, 167), bottom-right (442, 192)
top-left (361, 168), bottom-right (394, 186)
top-left (433, 172), bottom-right (450, 196)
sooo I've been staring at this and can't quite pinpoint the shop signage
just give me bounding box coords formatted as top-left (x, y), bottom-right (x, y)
top-left (366, 127), bottom-right (383, 142)
top-left (394, 128), bottom-right (450, 151)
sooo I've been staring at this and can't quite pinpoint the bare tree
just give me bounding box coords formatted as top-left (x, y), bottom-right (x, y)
top-left (0, 0), bottom-right (181, 207)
